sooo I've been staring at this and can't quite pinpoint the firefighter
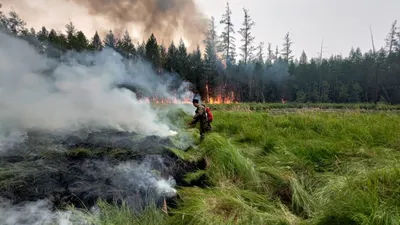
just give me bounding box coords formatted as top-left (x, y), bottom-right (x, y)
top-left (188, 99), bottom-right (211, 140)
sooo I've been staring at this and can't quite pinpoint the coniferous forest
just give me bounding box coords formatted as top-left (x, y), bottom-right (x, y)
top-left (1, 3), bottom-right (400, 104)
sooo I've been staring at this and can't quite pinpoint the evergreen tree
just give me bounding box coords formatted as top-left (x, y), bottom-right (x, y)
top-left (281, 32), bottom-right (293, 62)
top-left (116, 30), bottom-right (136, 59)
top-left (385, 20), bottom-right (397, 55)
top-left (219, 2), bottom-right (236, 65)
top-left (266, 43), bottom-right (274, 64)
top-left (75, 31), bottom-right (89, 51)
top-left (4, 10), bottom-right (26, 35)
top-left (159, 44), bottom-right (168, 71)
top-left (37, 26), bottom-right (49, 42)
top-left (204, 17), bottom-right (221, 100)
top-left (137, 41), bottom-right (146, 59)
top-left (145, 33), bottom-right (160, 68)
top-left (90, 31), bottom-right (103, 51)
top-left (177, 38), bottom-right (189, 79)
top-left (65, 21), bottom-right (77, 50)
top-left (238, 8), bottom-right (255, 64)
top-left (104, 30), bottom-right (117, 49)
top-left (166, 42), bottom-right (178, 72)
top-left (189, 46), bottom-right (205, 97)
top-left (299, 50), bottom-right (307, 64)
top-left (256, 42), bottom-right (264, 63)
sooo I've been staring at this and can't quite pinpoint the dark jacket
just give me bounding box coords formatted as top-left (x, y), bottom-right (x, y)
top-left (190, 104), bottom-right (208, 125)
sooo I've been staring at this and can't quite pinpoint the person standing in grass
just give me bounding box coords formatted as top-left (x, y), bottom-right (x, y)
top-left (188, 98), bottom-right (211, 141)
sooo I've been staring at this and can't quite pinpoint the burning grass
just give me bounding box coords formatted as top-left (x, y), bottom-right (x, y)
top-left (2, 106), bottom-right (400, 224)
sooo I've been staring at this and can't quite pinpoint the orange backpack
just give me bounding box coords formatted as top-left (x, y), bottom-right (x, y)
top-left (203, 104), bottom-right (213, 122)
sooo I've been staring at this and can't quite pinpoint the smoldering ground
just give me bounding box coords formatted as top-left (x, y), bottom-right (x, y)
top-left (0, 128), bottom-right (198, 224)
top-left (0, 31), bottom-right (199, 224)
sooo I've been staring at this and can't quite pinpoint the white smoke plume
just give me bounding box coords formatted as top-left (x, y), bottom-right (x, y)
top-left (0, 198), bottom-right (87, 225)
top-left (0, 30), bottom-right (193, 138)
top-left (112, 157), bottom-right (177, 199)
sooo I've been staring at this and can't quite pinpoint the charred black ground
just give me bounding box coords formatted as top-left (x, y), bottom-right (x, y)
top-left (0, 129), bottom-right (201, 212)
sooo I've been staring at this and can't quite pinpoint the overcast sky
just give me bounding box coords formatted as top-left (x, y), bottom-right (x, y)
top-left (197, 0), bottom-right (399, 59)
top-left (2, 0), bottom-right (399, 59)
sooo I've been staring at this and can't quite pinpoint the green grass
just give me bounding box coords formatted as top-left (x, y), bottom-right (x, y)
top-left (207, 102), bottom-right (400, 112)
top-left (69, 200), bottom-right (167, 225)
top-left (72, 104), bottom-right (400, 225)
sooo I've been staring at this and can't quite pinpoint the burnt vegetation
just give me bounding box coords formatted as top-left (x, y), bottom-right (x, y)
top-left (0, 128), bottom-right (203, 211)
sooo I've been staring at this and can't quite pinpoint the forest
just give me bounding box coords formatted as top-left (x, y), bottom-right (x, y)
top-left (1, 3), bottom-right (400, 104)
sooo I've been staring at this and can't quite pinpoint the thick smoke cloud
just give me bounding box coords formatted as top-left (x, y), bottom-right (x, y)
top-left (0, 31), bottom-right (192, 137)
top-left (2, 0), bottom-right (208, 50)
top-left (69, 0), bottom-right (207, 46)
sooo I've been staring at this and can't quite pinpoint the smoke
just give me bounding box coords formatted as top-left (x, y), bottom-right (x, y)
top-left (112, 157), bottom-right (177, 201)
top-left (0, 199), bottom-right (86, 225)
top-left (0, 30), bottom-right (193, 137)
top-left (0, 127), bottom-right (27, 153)
top-left (69, 0), bottom-right (207, 47)
top-left (233, 59), bottom-right (291, 85)
top-left (263, 60), bottom-right (291, 84)
top-left (0, 144), bottom-right (179, 223)
top-left (1, 0), bottom-right (208, 50)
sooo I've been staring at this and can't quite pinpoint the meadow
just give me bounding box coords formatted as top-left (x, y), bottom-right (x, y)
top-left (74, 103), bottom-right (400, 225)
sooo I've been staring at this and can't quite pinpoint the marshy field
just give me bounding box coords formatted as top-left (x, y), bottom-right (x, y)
top-left (57, 103), bottom-right (399, 225)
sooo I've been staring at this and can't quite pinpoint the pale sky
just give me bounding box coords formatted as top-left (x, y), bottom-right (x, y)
top-left (197, 0), bottom-right (399, 59)
top-left (2, 0), bottom-right (399, 59)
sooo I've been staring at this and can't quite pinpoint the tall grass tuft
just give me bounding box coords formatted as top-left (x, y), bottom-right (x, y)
top-left (199, 133), bottom-right (259, 188)
top-left (70, 200), bottom-right (166, 225)
top-left (169, 185), bottom-right (300, 225)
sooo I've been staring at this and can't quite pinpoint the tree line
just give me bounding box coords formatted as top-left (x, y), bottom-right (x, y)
top-left (1, 2), bottom-right (400, 104)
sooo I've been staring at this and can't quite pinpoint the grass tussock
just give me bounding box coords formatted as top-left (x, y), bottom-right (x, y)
top-left (70, 200), bottom-right (166, 225)
top-left (169, 185), bottom-right (300, 225)
top-left (199, 133), bottom-right (259, 187)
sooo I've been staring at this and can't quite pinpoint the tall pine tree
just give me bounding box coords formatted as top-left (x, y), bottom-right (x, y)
top-left (238, 8), bottom-right (255, 64)
top-left (281, 32), bottom-right (293, 62)
top-left (145, 33), bottom-right (160, 68)
top-left (219, 2), bottom-right (236, 65)
top-left (90, 31), bottom-right (103, 51)
top-left (104, 30), bottom-right (117, 49)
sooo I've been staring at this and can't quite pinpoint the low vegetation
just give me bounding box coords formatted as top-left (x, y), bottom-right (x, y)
top-left (207, 102), bottom-right (400, 111)
top-left (72, 104), bottom-right (400, 225)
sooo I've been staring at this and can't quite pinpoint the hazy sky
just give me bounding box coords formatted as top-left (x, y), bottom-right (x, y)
top-left (197, 0), bottom-right (399, 59)
top-left (2, 0), bottom-right (399, 59)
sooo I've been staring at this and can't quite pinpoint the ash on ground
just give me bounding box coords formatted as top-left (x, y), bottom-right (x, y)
top-left (0, 129), bottom-right (191, 214)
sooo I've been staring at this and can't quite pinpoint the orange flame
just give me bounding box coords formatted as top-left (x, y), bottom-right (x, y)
top-left (205, 83), bottom-right (236, 104)
top-left (208, 91), bottom-right (236, 104)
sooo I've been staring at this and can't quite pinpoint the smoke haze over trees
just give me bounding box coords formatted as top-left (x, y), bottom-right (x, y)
top-left (1, 3), bottom-right (400, 104)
